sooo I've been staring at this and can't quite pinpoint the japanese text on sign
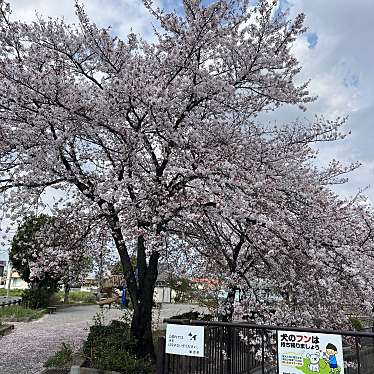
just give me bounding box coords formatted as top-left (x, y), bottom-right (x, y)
top-left (166, 324), bottom-right (204, 358)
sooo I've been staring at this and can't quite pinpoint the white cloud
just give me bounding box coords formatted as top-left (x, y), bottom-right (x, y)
top-left (8, 0), bottom-right (160, 40)
top-left (267, 0), bottom-right (374, 202)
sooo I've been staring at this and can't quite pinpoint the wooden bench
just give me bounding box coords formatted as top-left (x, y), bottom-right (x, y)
top-left (47, 306), bottom-right (57, 314)
top-left (96, 294), bottom-right (119, 309)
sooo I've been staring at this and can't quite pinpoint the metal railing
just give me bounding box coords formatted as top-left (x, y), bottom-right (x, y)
top-left (0, 296), bottom-right (22, 308)
top-left (159, 319), bottom-right (374, 374)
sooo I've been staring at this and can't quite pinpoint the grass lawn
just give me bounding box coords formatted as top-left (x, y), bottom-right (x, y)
top-left (0, 289), bottom-right (24, 297)
top-left (0, 305), bottom-right (45, 321)
top-left (299, 358), bottom-right (342, 374)
top-left (56, 291), bottom-right (96, 304)
top-left (0, 289), bottom-right (97, 303)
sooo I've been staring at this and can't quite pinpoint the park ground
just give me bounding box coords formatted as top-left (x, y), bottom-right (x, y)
top-left (0, 303), bottom-right (209, 374)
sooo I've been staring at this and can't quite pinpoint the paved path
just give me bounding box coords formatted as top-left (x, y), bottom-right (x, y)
top-left (0, 305), bottom-right (124, 374)
top-left (0, 303), bottom-right (210, 374)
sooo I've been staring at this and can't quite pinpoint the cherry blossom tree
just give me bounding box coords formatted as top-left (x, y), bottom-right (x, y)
top-left (29, 211), bottom-right (101, 303)
top-left (0, 0), bottom-right (363, 357)
top-left (173, 120), bottom-right (374, 328)
top-left (10, 211), bottom-right (97, 303)
top-left (10, 214), bottom-right (60, 291)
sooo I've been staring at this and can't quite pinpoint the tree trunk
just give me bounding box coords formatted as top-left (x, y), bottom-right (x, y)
top-left (129, 239), bottom-right (159, 359)
top-left (64, 282), bottom-right (70, 304)
top-left (222, 287), bottom-right (237, 374)
top-left (126, 253), bottom-right (159, 359)
top-left (108, 210), bottom-right (159, 360)
top-left (221, 287), bottom-right (236, 322)
top-left (131, 297), bottom-right (155, 358)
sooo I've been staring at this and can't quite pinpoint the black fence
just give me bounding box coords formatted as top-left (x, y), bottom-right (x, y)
top-left (0, 296), bottom-right (22, 308)
top-left (158, 319), bottom-right (374, 374)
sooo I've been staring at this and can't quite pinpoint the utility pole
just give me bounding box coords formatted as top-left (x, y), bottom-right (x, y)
top-left (5, 260), bottom-right (11, 298)
top-left (99, 246), bottom-right (103, 293)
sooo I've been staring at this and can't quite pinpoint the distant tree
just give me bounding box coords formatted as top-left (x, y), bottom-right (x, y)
top-left (10, 214), bottom-right (59, 291)
top-left (28, 211), bottom-right (100, 303)
top-left (110, 261), bottom-right (124, 276)
top-left (10, 212), bottom-right (96, 304)
top-left (168, 276), bottom-right (193, 303)
top-left (110, 256), bottom-right (137, 276)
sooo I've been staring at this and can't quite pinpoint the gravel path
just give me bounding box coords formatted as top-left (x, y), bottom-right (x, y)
top-left (0, 305), bottom-right (124, 374)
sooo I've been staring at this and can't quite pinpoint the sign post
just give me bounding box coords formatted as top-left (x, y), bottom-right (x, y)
top-left (121, 286), bottom-right (127, 307)
top-left (165, 324), bottom-right (205, 358)
top-left (277, 330), bottom-right (344, 374)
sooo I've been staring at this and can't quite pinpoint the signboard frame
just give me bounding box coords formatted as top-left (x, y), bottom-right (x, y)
top-left (165, 323), bottom-right (205, 358)
top-left (277, 329), bottom-right (344, 374)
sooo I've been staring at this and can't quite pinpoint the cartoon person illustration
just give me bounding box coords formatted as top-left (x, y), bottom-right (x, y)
top-left (323, 343), bottom-right (340, 374)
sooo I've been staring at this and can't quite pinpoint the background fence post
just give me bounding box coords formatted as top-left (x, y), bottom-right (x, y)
top-left (156, 336), bottom-right (166, 374)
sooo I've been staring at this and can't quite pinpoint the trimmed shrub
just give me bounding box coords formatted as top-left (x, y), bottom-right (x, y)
top-left (22, 287), bottom-right (50, 309)
top-left (57, 290), bottom-right (97, 304)
top-left (83, 320), bottom-right (153, 374)
top-left (69, 291), bottom-right (96, 304)
top-left (349, 316), bottom-right (364, 331)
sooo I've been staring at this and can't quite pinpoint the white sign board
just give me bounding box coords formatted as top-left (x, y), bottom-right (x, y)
top-left (165, 324), bottom-right (204, 357)
top-left (277, 330), bottom-right (344, 374)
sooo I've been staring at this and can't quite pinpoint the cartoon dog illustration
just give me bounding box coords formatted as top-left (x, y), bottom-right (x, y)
top-left (306, 352), bottom-right (320, 372)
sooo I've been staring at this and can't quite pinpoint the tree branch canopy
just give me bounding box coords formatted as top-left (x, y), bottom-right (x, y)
top-left (0, 0), bottom-right (373, 347)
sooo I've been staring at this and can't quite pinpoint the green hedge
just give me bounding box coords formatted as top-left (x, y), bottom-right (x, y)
top-left (83, 320), bottom-right (153, 374)
top-left (57, 291), bottom-right (96, 304)
top-left (22, 288), bottom-right (51, 309)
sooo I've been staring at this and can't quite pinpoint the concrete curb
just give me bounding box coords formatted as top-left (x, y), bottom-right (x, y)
top-left (0, 323), bottom-right (14, 336)
top-left (70, 367), bottom-right (121, 374)
top-left (1, 316), bottom-right (33, 322)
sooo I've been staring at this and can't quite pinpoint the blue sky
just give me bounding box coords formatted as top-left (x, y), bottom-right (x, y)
top-left (268, 0), bottom-right (374, 204)
top-left (1, 0), bottom-right (373, 259)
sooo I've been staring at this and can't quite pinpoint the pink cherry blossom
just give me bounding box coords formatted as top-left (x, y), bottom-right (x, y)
top-left (0, 0), bottom-right (372, 356)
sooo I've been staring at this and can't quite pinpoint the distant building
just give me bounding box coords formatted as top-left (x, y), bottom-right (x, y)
top-left (150, 263), bottom-right (178, 303)
top-left (0, 261), bottom-right (29, 290)
top-left (191, 277), bottom-right (220, 290)
top-left (5, 271), bottom-right (29, 290)
top-left (0, 260), bottom-right (5, 277)
top-left (154, 269), bottom-right (176, 303)
top-left (0, 260), bottom-right (6, 287)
